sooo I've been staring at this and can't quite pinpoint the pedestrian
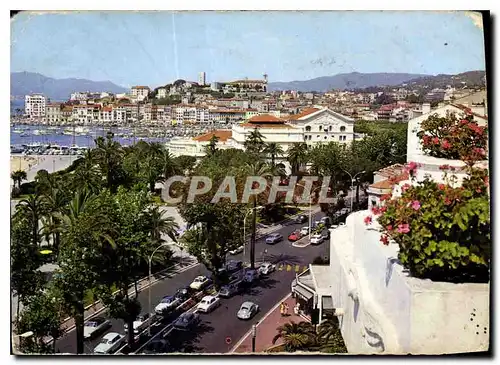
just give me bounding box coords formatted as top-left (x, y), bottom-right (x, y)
top-left (280, 302), bottom-right (285, 317)
top-left (284, 303), bottom-right (290, 316)
top-left (294, 303), bottom-right (300, 315)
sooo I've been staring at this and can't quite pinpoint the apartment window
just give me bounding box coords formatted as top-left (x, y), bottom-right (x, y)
top-left (319, 125), bottom-right (323, 131)
top-left (305, 126), bottom-right (311, 132)
top-left (317, 135), bottom-right (320, 139)
top-left (308, 135), bottom-right (312, 140)
top-left (343, 136), bottom-right (347, 141)
top-left (339, 135), bottom-right (342, 141)
top-left (324, 136), bottom-right (328, 140)
top-left (340, 126), bottom-right (346, 132)
top-left (329, 126), bottom-right (332, 131)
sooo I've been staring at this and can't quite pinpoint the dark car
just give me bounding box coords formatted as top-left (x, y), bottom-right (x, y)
top-left (141, 339), bottom-right (171, 354)
top-left (174, 287), bottom-right (191, 301)
top-left (173, 312), bottom-right (200, 331)
top-left (219, 281), bottom-right (243, 298)
top-left (265, 233), bottom-right (283, 244)
top-left (295, 214), bottom-right (308, 224)
top-left (226, 260), bottom-right (243, 273)
top-left (321, 230), bottom-right (330, 241)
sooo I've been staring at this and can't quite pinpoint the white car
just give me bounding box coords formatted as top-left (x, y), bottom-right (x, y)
top-left (84, 316), bottom-right (111, 340)
top-left (155, 296), bottom-right (181, 315)
top-left (125, 313), bottom-right (156, 334)
top-left (310, 234), bottom-right (324, 245)
top-left (93, 332), bottom-right (125, 354)
top-left (258, 262), bottom-right (276, 275)
top-left (197, 295), bottom-right (221, 313)
top-left (189, 275), bottom-right (211, 290)
top-left (229, 246), bottom-right (244, 255)
top-left (300, 226), bottom-right (310, 236)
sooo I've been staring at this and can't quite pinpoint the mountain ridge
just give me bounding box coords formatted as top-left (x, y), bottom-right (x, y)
top-left (11, 71), bottom-right (128, 101)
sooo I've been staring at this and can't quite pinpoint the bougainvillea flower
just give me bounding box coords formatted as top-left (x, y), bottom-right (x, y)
top-left (473, 147), bottom-right (486, 156)
top-left (432, 137), bottom-right (440, 145)
top-left (401, 183), bottom-right (411, 192)
top-left (441, 140), bottom-right (451, 150)
top-left (364, 215), bottom-right (372, 225)
top-left (411, 201), bottom-right (421, 210)
top-left (439, 164), bottom-right (450, 170)
top-left (371, 206), bottom-right (381, 215)
top-left (397, 224), bottom-right (410, 234)
top-left (386, 224), bottom-right (393, 231)
top-left (380, 235), bottom-right (389, 246)
top-left (380, 193), bottom-right (392, 202)
top-left (438, 184), bottom-right (446, 190)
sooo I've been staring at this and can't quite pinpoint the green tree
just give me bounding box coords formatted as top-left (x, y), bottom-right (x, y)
top-left (11, 216), bottom-right (45, 324)
top-left (15, 290), bottom-right (64, 354)
top-left (264, 142), bottom-right (284, 168)
top-left (15, 194), bottom-right (46, 247)
top-left (204, 134), bottom-right (220, 157)
top-left (244, 128), bottom-right (266, 157)
top-left (316, 314), bottom-right (347, 353)
top-left (272, 321), bottom-right (317, 352)
top-left (94, 132), bottom-right (125, 193)
top-left (11, 169), bottom-right (27, 190)
top-left (146, 205), bottom-right (179, 244)
top-left (287, 143), bottom-right (309, 175)
top-left (173, 155), bottom-right (197, 175)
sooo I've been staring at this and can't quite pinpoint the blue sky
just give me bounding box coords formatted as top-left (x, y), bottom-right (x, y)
top-left (10, 11), bottom-right (485, 88)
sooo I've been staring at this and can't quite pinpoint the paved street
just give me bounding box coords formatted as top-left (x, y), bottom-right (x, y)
top-left (54, 211), bottom-right (329, 354)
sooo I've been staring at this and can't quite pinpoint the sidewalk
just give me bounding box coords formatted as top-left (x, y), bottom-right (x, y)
top-left (233, 295), bottom-right (310, 353)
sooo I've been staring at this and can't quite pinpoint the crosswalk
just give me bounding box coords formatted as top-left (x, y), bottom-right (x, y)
top-left (276, 264), bottom-right (309, 273)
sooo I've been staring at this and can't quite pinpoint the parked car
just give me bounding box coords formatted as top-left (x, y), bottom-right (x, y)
top-left (288, 231), bottom-right (302, 242)
top-left (265, 233), bottom-right (283, 244)
top-left (226, 260), bottom-right (243, 273)
top-left (155, 296), bottom-right (181, 315)
top-left (243, 269), bottom-right (261, 283)
top-left (174, 287), bottom-right (191, 301)
top-left (125, 313), bottom-right (156, 334)
top-left (84, 317), bottom-right (111, 340)
top-left (140, 339), bottom-right (171, 354)
top-left (237, 301), bottom-right (259, 320)
top-left (310, 234), bottom-right (324, 245)
top-left (219, 281), bottom-right (243, 298)
top-left (173, 312), bottom-right (200, 331)
top-left (320, 216), bottom-right (332, 227)
top-left (229, 245), bottom-right (244, 255)
top-left (93, 332), bottom-right (125, 354)
top-left (258, 262), bottom-right (276, 275)
top-left (197, 295), bottom-right (221, 313)
top-left (300, 226), bottom-right (310, 236)
top-left (189, 275), bottom-right (211, 290)
top-left (321, 230), bottom-right (330, 241)
top-left (294, 214), bottom-right (308, 224)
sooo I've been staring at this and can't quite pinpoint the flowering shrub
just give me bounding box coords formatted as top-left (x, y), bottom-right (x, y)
top-left (373, 165), bottom-right (490, 283)
top-left (417, 112), bottom-right (488, 163)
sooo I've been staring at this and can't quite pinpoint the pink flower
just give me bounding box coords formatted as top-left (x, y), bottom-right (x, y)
top-left (386, 224), bottom-right (393, 231)
top-left (441, 139), bottom-right (451, 150)
top-left (438, 184), bottom-right (446, 191)
top-left (397, 224), bottom-right (410, 234)
top-left (473, 147), bottom-right (486, 156)
top-left (439, 164), bottom-right (450, 170)
top-left (380, 194), bottom-right (391, 202)
top-left (411, 201), bottom-right (421, 210)
top-left (460, 119), bottom-right (469, 125)
top-left (432, 137), bottom-right (440, 145)
top-left (380, 235), bottom-right (389, 246)
top-left (371, 206), bottom-right (381, 215)
top-left (364, 215), bottom-right (372, 225)
top-left (401, 183), bottom-right (411, 192)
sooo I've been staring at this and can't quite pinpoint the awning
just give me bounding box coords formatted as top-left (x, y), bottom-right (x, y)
top-left (321, 296), bottom-right (334, 310)
top-left (294, 285), bottom-right (314, 301)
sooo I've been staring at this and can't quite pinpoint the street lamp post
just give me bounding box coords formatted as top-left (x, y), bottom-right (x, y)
top-left (147, 242), bottom-right (170, 336)
top-left (251, 324), bottom-right (257, 352)
top-left (296, 183), bottom-right (322, 242)
top-left (341, 169), bottom-right (366, 212)
top-left (12, 331), bottom-right (34, 353)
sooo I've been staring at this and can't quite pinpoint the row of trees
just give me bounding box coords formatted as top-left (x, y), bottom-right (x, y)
top-left (11, 134), bottom-right (195, 354)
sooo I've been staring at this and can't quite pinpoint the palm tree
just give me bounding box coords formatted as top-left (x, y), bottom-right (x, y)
top-left (287, 143), bottom-right (309, 175)
top-left (93, 132), bottom-right (124, 193)
top-left (41, 187), bottom-right (68, 254)
top-left (264, 142), bottom-right (284, 168)
top-left (15, 194), bottom-right (45, 247)
top-left (272, 321), bottom-right (317, 352)
top-left (147, 206), bottom-right (179, 244)
top-left (11, 170), bottom-right (27, 190)
top-left (243, 161), bottom-right (273, 269)
top-left (315, 313), bottom-right (348, 353)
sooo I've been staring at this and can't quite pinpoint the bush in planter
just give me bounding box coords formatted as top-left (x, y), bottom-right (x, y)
top-left (372, 165), bottom-right (489, 283)
top-left (416, 112), bottom-right (488, 162)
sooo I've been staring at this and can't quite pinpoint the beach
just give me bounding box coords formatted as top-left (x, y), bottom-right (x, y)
top-left (10, 155), bottom-right (75, 185)
top-left (10, 155), bottom-right (40, 173)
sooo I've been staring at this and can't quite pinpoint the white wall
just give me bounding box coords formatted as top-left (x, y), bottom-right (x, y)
top-left (327, 212), bottom-right (489, 354)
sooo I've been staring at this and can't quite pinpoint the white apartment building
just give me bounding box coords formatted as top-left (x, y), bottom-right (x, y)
top-left (45, 103), bottom-right (63, 124)
top-left (157, 88), bottom-right (167, 99)
top-left (70, 92), bottom-right (89, 101)
top-left (131, 86), bottom-right (150, 102)
top-left (198, 72), bottom-right (206, 86)
top-left (25, 94), bottom-right (47, 118)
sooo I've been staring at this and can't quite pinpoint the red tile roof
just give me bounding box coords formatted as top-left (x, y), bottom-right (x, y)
top-left (248, 114), bottom-right (283, 123)
top-left (288, 107), bottom-right (320, 120)
top-left (193, 130), bottom-right (232, 142)
top-left (370, 172), bottom-right (409, 189)
top-left (132, 86), bottom-right (150, 89)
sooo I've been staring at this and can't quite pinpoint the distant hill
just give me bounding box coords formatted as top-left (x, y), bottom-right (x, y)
top-left (395, 70), bottom-right (486, 90)
top-left (11, 72), bottom-right (128, 101)
top-left (268, 72), bottom-right (429, 92)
